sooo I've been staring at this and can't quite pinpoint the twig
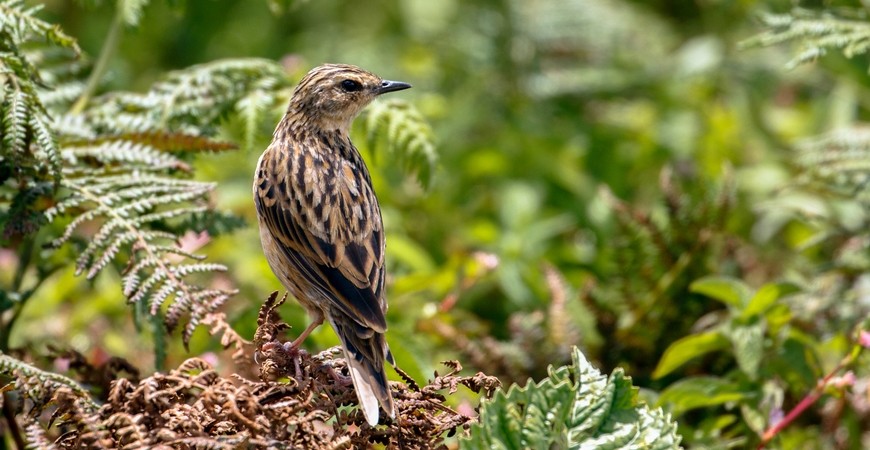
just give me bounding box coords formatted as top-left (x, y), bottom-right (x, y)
top-left (70, 3), bottom-right (125, 114)
top-left (2, 391), bottom-right (26, 450)
top-left (757, 342), bottom-right (862, 448)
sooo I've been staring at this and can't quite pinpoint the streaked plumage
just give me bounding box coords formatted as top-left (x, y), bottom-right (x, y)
top-left (253, 64), bottom-right (410, 426)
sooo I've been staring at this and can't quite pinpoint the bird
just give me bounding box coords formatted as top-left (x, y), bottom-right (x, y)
top-left (253, 63), bottom-right (411, 426)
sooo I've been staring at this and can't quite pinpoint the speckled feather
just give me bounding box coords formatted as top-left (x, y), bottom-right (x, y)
top-left (254, 64), bottom-right (409, 426)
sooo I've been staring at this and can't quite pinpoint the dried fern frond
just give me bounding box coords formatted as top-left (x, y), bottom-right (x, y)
top-left (2, 296), bottom-right (500, 449)
top-left (201, 312), bottom-right (252, 370)
top-left (364, 98), bottom-right (438, 188)
top-left (742, 8), bottom-right (870, 69)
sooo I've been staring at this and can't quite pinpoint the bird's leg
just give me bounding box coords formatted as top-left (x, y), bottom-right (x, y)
top-left (283, 314), bottom-right (324, 352)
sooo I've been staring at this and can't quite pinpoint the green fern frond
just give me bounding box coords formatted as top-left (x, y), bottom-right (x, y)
top-left (119, 0), bottom-right (150, 26)
top-left (462, 346), bottom-right (682, 450)
top-left (794, 128), bottom-right (870, 206)
top-left (742, 8), bottom-right (870, 69)
top-left (40, 58), bottom-right (285, 346)
top-left (60, 141), bottom-right (191, 173)
top-left (151, 58), bottom-right (288, 130)
top-left (46, 139), bottom-right (237, 346)
top-left (0, 60), bottom-right (61, 183)
top-left (1, 352), bottom-right (101, 450)
top-left (0, 1), bottom-right (81, 54)
top-left (0, 353), bottom-right (96, 405)
top-left (1, 0), bottom-right (80, 190)
top-left (2, 85), bottom-right (29, 153)
top-left (79, 58), bottom-right (289, 137)
top-left (236, 79), bottom-right (281, 151)
top-left (364, 98), bottom-right (438, 188)
top-left (26, 41), bottom-right (89, 112)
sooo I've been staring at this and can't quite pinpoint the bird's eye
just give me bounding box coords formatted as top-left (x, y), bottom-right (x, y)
top-left (340, 79), bottom-right (363, 92)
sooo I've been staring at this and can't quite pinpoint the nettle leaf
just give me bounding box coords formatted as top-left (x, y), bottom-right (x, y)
top-left (463, 346), bottom-right (682, 450)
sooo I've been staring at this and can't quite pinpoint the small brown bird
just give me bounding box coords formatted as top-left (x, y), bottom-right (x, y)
top-left (253, 64), bottom-right (411, 426)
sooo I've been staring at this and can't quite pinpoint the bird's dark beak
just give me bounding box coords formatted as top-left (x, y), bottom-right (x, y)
top-left (376, 80), bottom-right (412, 95)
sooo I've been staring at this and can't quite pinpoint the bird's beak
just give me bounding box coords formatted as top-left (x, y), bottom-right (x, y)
top-left (376, 80), bottom-right (412, 95)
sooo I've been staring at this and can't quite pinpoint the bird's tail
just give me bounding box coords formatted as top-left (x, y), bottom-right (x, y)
top-left (329, 314), bottom-right (395, 426)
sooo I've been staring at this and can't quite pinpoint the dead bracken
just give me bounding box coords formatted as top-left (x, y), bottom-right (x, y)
top-left (4, 292), bottom-right (500, 449)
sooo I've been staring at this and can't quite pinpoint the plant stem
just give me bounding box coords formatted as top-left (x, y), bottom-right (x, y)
top-left (69, 4), bottom-right (125, 114)
top-left (0, 237), bottom-right (34, 353)
top-left (757, 344), bottom-right (861, 448)
top-left (152, 311), bottom-right (166, 372)
top-left (1, 392), bottom-right (25, 450)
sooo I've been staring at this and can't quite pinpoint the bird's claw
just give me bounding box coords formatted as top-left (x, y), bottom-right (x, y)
top-left (318, 360), bottom-right (353, 386)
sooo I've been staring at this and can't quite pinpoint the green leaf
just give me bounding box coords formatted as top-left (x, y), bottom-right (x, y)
top-left (741, 403), bottom-right (767, 436)
top-left (726, 322), bottom-right (765, 379)
top-left (657, 377), bottom-right (749, 417)
top-left (690, 276), bottom-right (750, 309)
top-left (727, 321), bottom-right (765, 380)
top-left (741, 282), bottom-right (800, 319)
top-left (463, 346), bottom-right (682, 450)
top-left (652, 331), bottom-right (730, 379)
top-left (769, 331), bottom-right (822, 393)
top-left (118, 0), bottom-right (150, 26)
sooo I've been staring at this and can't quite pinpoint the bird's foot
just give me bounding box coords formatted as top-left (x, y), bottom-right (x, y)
top-left (254, 340), bottom-right (310, 381)
top-left (281, 341), bottom-right (309, 379)
top-left (318, 360), bottom-right (353, 386)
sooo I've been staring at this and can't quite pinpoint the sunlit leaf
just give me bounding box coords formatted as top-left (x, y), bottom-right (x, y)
top-left (690, 276), bottom-right (750, 309)
top-left (653, 331), bottom-right (730, 379)
top-left (741, 282), bottom-right (801, 320)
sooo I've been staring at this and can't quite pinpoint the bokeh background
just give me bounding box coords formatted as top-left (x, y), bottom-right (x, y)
top-left (7, 0), bottom-right (870, 447)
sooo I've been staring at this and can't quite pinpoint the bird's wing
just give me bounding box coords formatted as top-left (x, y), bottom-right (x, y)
top-left (254, 140), bottom-right (387, 332)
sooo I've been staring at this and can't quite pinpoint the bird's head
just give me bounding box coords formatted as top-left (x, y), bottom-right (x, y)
top-left (288, 64), bottom-right (411, 133)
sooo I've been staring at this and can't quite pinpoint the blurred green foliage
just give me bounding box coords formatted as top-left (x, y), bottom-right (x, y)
top-left (3, 0), bottom-right (870, 447)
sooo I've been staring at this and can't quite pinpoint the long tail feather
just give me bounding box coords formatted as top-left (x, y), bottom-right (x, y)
top-left (329, 315), bottom-right (395, 426)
